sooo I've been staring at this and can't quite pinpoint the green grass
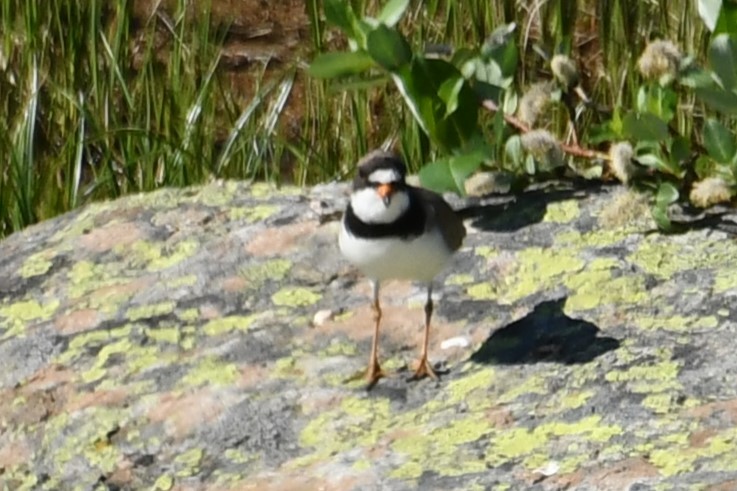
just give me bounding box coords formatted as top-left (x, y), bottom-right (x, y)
top-left (0, 0), bottom-right (709, 238)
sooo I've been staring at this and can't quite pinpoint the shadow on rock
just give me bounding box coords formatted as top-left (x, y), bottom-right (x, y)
top-left (460, 179), bottom-right (609, 233)
top-left (651, 208), bottom-right (737, 236)
top-left (470, 298), bottom-right (620, 365)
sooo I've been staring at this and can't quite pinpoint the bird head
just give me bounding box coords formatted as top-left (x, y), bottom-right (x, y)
top-left (350, 150), bottom-right (411, 224)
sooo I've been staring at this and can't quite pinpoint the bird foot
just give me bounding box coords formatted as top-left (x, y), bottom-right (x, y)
top-left (344, 361), bottom-right (385, 390)
top-left (409, 356), bottom-right (438, 381)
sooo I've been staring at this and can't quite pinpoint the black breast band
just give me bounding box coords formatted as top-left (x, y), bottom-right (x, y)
top-left (344, 192), bottom-right (426, 240)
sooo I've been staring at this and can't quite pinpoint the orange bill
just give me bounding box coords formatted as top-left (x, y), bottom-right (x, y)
top-left (376, 183), bottom-right (394, 199)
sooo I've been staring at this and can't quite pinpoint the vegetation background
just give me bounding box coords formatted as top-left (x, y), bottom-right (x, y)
top-left (1, 0), bottom-right (735, 238)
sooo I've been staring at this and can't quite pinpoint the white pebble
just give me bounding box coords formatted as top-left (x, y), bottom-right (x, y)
top-left (312, 309), bottom-right (335, 326)
top-left (440, 336), bottom-right (470, 350)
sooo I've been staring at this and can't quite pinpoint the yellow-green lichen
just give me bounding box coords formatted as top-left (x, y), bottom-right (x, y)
top-left (641, 393), bottom-right (677, 414)
top-left (498, 372), bottom-right (550, 404)
top-left (67, 261), bottom-right (138, 313)
top-left (486, 415), bottom-right (621, 468)
top-left (631, 237), bottom-right (737, 280)
top-left (146, 326), bottom-right (181, 344)
top-left (202, 314), bottom-right (258, 336)
top-left (42, 407), bottom-right (125, 475)
top-left (466, 282), bottom-right (497, 301)
top-left (174, 448), bottom-right (203, 477)
top-left (605, 357), bottom-right (681, 393)
top-left (272, 287), bottom-right (321, 307)
top-left (475, 246), bottom-right (499, 260)
top-left (714, 270), bottom-right (737, 293)
top-left (179, 357), bottom-right (239, 387)
top-left (165, 275), bottom-right (198, 288)
top-left (68, 260), bottom-right (99, 293)
top-left (498, 247), bottom-right (585, 304)
top-left (0, 299), bottom-right (61, 338)
top-left (648, 428), bottom-right (737, 477)
top-left (51, 207), bottom-right (98, 242)
top-left (556, 390), bottom-right (595, 410)
top-left (240, 259), bottom-right (292, 288)
top-left (126, 301), bottom-right (176, 322)
top-left (152, 474), bottom-right (174, 491)
top-left (81, 338), bottom-right (133, 383)
top-left (445, 366), bottom-right (496, 406)
top-left (299, 396), bottom-right (391, 450)
top-left (248, 182), bottom-right (302, 198)
top-left (20, 251), bottom-right (54, 278)
top-left (125, 240), bottom-right (199, 272)
top-left (193, 181), bottom-right (239, 207)
top-left (636, 315), bottom-right (718, 332)
top-left (543, 200), bottom-right (580, 223)
top-left (223, 448), bottom-right (256, 465)
top-left (65, 325), bottom-right (132, 352)
top-left (178, 308), bottom-right (199, 322)
top-left (273, 356), bottom-right (304, 379)
top-left (129, 346), bottom-right (178, 373)
top-left (320, 339), bottom-right (358, 357)
top-left (564, 269), bottom-right (648, 312)
top-left (229, 204), bottom-right (280, 222)
top-left (446, 273), bottom-right (475, 286)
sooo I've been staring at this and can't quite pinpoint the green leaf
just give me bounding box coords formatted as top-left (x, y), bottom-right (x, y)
top-left (588, 122), bottom-right (620, 145)
top-left (695, 87), bottom-right (737, 114)
top-left (493, 109), bottom-right (505, 145)
top-left (472, 81), bottom-right (504, 103)
top-left (504, 135), bottom-right (523, 167)
top-left (715, 3), bottom-right (737, 34)
top-left (622, 112), bottom-right (670, 142)
top-left (308, 51), bottom-right (375, 78)
top-left (703, 118), bottom-right (737, 163)
top-left (484, 33), bottom-right (518, 80)
top-left (419, 158), bottom-right (460, 194)
top-left (524, 154), bottom-right (536, 175)
top-left (449, 152), bottom-right (486, 195)
top-left (641, 85), bottom-right (678, 122)
top-left (390, 58), bottom-right (479, 152)
top-left (679, 66), bottom-right (718, 88)
top-left (377, 0), bottom-right (410, 27)
top-left (637, 153), bottom-right (671, 173)
top-left (438, 76), bottom-right (465, 116)
top-left (366, 25), bottom-right (412, 72)
top-left (328, 74), bottom-right (389, 92)
top-left (651, 203), bottom-right (673, 231)
top-left (656, 181), bottom-right (680, 206)
top-left (325, 0), bottom-right (357, 33)
top-left (670, 136), bottom-right (692, 164)
top-left (698, 0), bottom-right (722, 31)
top-left (709, 34), bottom-right (737, 91)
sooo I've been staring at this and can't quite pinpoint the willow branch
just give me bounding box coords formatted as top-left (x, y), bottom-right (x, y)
top-left (481, 99), bottom-right (610, 161)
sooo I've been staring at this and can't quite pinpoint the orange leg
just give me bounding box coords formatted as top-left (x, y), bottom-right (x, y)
top-left (411, 285), bottom-right (438, 381)
top-left (365, 281), bottom-right (385, 388)
top-left (345, 281), bottom-right (385, 389)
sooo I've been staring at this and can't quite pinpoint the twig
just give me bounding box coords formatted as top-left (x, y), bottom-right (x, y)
top-left (481, 99), bottom-right (610, 161)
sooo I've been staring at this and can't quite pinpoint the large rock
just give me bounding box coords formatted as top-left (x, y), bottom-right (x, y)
top-left (1, 180), bottom-right (737, 490)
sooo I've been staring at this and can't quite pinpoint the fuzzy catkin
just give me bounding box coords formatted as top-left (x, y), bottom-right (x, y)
top-left (609, 142), bottom-right (635, 185)
top-left (690, 177), bottom-right (732, 208)
top-left (637, 40), bottom-right (682, 82)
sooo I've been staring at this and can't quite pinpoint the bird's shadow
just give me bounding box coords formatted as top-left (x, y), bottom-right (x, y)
top-left (470, 298), bottom-right (620, 365)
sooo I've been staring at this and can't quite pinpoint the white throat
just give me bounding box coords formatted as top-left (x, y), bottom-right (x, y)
top-left (350, 187), bottom-right (410, 224)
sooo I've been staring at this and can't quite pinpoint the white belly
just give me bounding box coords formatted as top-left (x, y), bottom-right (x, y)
top-left (339, 224), bottom-right (452, 282)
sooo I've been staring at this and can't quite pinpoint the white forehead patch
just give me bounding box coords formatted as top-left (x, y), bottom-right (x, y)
top-left (368, 168), bottom-right (401, 184)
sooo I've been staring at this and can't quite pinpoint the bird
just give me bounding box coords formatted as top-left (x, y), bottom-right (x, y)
top-left (338, 149), bottom-right (466, 388)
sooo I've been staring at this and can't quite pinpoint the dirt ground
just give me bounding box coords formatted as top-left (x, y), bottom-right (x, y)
top-left (131, 0), bottom-right (311, 134)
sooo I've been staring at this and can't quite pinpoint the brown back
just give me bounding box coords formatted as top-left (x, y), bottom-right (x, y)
top-left (412, 187), bottom-right (466, 251)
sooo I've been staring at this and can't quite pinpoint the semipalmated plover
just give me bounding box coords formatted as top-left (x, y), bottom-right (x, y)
top-left (339, 150), bottom-right (466, 388)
